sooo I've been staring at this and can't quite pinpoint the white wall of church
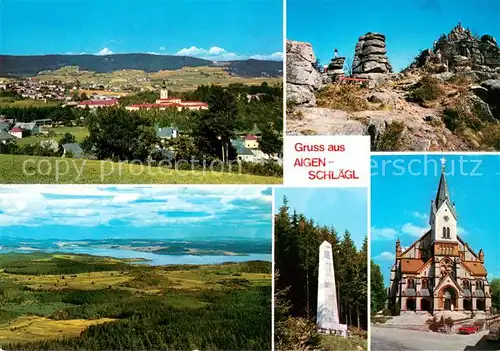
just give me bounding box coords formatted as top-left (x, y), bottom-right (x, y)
top-left (464, 248), bottom-right (477, 261)
top-left (433, 202), bottom-right (457, 242)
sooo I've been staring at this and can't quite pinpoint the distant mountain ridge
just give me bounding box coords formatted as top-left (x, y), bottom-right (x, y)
top-left (0, 53), bottom-right (283, 78)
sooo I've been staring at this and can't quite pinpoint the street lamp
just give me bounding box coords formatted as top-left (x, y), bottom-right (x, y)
top-left (217, 135), bottom-right (224, 163)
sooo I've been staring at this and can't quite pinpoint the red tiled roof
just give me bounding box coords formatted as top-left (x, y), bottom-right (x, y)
top-left (401, 258), bottom-right (425, 273)
top-left (78, 99), bottom-right (118, 106)
top-left (10, 127), bottom-right (23, 132)
top-left (245, 134), bottom-right (258, 140)
top-left (462, 261), bottom-right (487, 276)
top-left (129, 101), bottom-right (208, 108)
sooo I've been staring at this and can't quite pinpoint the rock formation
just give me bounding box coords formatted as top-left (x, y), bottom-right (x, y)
top-left (328, 57), bottom-right (346, 79)
top-left (478, 79), bottom-right (500, 119)
top-left (286, 40), bottom-right (322, 106)
top-left (353, 33), bottom-right (392, 74)
top-left (411, 23), bottom-right (500, 73)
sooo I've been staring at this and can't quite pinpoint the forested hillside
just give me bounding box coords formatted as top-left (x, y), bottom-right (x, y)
top-left (0, 54), bottom-right (283, 77)
top-left (0, 253), bottom-right (272, 350)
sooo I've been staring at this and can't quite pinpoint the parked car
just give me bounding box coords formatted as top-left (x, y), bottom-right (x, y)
top-left (459, 325), bottom-right (480, 334)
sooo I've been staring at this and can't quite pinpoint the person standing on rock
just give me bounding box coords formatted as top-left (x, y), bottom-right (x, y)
top-left (334, 48), bottom-right (338, 58)
top-left (323, 64), bottom-right (328, 73)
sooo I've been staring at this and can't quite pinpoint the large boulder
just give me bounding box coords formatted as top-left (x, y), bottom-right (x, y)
top-left (479, 79), bottom-right (500, 118)
top-left (286, 40), bottom-right (322, 106)
top-left (287, 84), bottom-right (317, 106)
top-left (353, 32), bottom-right (392, 74)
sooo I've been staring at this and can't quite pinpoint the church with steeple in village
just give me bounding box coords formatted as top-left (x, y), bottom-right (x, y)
top-left (388, 159), bottom-right (491, 315)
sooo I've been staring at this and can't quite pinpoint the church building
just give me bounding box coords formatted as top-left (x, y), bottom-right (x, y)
top-left (126, 87), bottom-right (208, 112)
top-left (388, 160), bottom-right (491, 314)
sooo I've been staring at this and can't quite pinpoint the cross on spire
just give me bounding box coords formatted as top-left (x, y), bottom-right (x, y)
top-left (440, 157), bottom-right (446, 171)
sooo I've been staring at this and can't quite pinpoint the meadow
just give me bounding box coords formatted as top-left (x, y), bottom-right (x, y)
top-left (35, 66), bottom-right (281, 92)
top-left (16, 127), bottom-right (89, 146)
top-left (0, 252), bottom-right (272, 350)
top-left (0, 99), bottom-right (60, 108)
top-left (0, 154), bottom-right (282, 184)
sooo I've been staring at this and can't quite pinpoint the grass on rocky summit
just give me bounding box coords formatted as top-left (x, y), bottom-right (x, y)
top-left (316, 85), bottom-right (370, 112)
top-left (0, 154), bottom-right (281, 184)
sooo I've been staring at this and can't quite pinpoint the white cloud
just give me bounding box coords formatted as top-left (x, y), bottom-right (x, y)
top-left (412, 212), bottom-right (428, 221)
top-left (96, 47), bottom-right (113, 55)
top-left (401, 223), bottom-right (428, 237)
top-left (176, 46), bottom-right (207, 56)
top-left (175, 46), bottom-right (281, 61)
top-left (374, 251), bottom-right (395, 261)
top-left (160, 46), bottom-right (166, 51)
top-left (0, 185), bottom-right (271, 228)
top-left (250, 52), bottom-right (283, 61)
top-left (175, 46), bottom-right (243, 61)
top-left (371, 227), bottom-right (398, 240)
top-left (207, 46), bottom-right (226, 55)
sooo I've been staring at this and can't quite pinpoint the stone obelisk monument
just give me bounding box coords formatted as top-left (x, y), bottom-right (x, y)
top-left (317, 240), bottom-right (348, 337)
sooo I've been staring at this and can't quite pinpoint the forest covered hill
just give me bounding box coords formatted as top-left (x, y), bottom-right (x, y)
top-left (0, 54), bottom-right (283, 78)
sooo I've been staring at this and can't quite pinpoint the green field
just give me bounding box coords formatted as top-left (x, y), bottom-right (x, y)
top-left (16, 127), bottom-right (89, 146)
top-left (0, 154), bottom-right (282, 184)
top-left (0, 252), bottom-right (272, 349)
top-left (35, 66), bottom-right (281, 92)
top-left (0, 99), bottom-right (60, 108)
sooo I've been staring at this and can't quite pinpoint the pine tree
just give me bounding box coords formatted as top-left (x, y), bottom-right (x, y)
top-left (371, 260), bottom-right (387, 315)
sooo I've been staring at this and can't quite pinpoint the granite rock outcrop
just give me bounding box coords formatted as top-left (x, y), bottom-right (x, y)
top-left (353, 33), bottom-right (392, 74)
top-left (286, 40), bottom-right (322, 106)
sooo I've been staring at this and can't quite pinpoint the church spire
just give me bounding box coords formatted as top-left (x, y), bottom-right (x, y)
top-left (435, 157), bottom-right (451, 209)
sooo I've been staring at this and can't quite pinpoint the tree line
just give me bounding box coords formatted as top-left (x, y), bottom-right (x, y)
top-left (0, 106), bottom-right (89, 124)
top-left (274, 196), bottom-right (367, 348)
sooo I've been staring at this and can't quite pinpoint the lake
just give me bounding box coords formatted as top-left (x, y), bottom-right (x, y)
top-left (0, 247), bottom-right (272, 265)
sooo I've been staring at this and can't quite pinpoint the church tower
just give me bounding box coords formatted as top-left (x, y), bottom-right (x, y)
top-left (430, 158), bottom-right (458, 245)
top-left (160, 80), bottom-right (168, 100)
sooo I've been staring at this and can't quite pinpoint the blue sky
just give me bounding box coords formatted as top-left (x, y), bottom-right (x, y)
top-left (0, 0), bottom-right (283, 60)
top-left (0, 186), bottom-right (273, 241)
top-left (371, 155), bottom-right (500, 286)
top-left (287, 0), bottom-right (500, 71)
top-left (275, 188), bottom-right (367, 249)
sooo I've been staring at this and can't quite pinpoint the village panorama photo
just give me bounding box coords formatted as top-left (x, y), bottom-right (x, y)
top-left (0, 0), bottom-right (284, 184)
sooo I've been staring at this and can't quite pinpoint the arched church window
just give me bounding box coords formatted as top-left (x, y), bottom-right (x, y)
top-left (422, 278), bottom-right (428, 289)
top-left (407, 278), bottom-right (414, 289)
top-left (446, 227), bottom-right (451, 239)
top-left (477, 280), bottom-right (484, 290)
top-left (462, 279), bottom-right (470, 289)
top-left (442, 227), bottom-right (446, 238)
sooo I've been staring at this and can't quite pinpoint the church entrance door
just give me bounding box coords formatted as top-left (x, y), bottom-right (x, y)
top-left (421, 298), bottom-right (431, 312)
top-left (444, 296), bottom-right (452, 310)
top-left (406, 298), bottom-right (416, 311)
top-left (441, 287), bottom-right (457, 311)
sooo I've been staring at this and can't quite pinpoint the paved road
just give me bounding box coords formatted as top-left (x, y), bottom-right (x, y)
top-left (371, 326), bottom-right (496, 351)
